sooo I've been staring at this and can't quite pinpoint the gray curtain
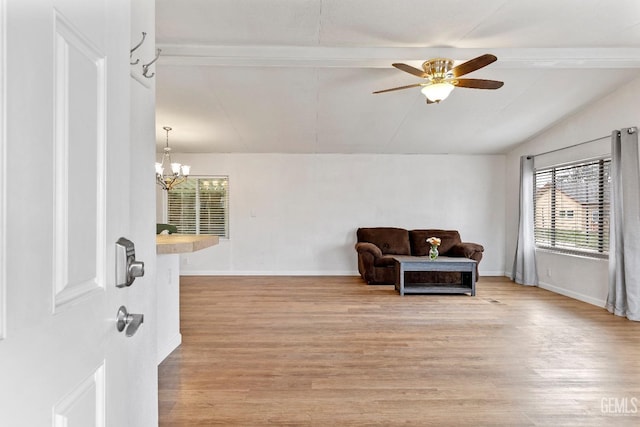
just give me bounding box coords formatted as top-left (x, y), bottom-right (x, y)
top-left (607, 127), bottom-right (640, 321)
top-left (512, 155), bottom-right (538, 285)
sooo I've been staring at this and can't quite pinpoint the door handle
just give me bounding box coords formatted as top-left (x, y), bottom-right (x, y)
top-left (116, 237), bottom-right (145, 287)
top-left (116, 306), bottom-right (144, 337)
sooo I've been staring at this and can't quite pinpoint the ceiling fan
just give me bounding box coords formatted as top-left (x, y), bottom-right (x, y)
top-left (373, 53), bottom-right (504, 104)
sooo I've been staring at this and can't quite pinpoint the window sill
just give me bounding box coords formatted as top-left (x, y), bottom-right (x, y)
top-left (535, 246), bottom-right (608, 261)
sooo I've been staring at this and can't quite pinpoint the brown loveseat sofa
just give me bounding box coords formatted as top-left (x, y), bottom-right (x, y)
top-left (355, 227), bottom-right (484, 285)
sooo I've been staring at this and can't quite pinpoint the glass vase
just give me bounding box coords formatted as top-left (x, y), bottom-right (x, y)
top-left (429, 245), bottom-right (439, 260)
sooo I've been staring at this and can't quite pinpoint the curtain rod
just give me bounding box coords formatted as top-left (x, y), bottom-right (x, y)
top-left (527, 134), bottom-right (611, 160)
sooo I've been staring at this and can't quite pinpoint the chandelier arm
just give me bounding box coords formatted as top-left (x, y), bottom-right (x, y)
top-left (156, 174), bottom-right (169, 191)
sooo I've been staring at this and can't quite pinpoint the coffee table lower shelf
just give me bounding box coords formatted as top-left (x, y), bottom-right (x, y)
top-left (395, 283), bottom-right (475, 295)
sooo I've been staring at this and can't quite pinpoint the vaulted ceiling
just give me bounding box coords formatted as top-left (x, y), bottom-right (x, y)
top-left (155, 0), bottom-right (640, 154)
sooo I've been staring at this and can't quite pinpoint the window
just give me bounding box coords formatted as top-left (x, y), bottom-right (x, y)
top-left (167, 176), bottom-right (229, 238)
top-left (534, 159), bottom-right (610, 257)
top-left (558, 210), bottom-right (574, 218)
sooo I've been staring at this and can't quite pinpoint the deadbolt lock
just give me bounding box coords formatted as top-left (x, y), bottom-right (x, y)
top-left (116, 237), bottom-right (145, 287)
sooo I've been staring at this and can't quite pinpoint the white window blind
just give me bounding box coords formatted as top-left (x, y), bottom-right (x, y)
top-left (167, 176), bottom-right (229, 238)
top-left (534, 159), bottom-right (610, 257)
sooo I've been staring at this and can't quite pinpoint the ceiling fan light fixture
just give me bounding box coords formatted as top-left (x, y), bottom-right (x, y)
top-left (421, 82), bottom-right (455, 103)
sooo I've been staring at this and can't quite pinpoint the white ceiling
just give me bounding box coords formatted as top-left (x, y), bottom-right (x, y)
top-left (155, 0), bottom-right (640, 155)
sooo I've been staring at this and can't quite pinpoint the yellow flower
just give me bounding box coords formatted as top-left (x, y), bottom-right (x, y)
top-left (426, 237), bottom-right (441, 246)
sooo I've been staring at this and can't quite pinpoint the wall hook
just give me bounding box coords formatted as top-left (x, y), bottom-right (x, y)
top-left (142, 48), bottom-right (161, 78)
top-left (130, 32), bottom-right (147, 65)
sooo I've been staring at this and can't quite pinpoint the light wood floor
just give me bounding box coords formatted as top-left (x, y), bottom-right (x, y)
top-left (158, 276), bottom-right (640, 426)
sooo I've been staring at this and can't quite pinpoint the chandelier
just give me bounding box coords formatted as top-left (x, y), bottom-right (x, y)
top-left (155, 126), bottom-right (190, 191)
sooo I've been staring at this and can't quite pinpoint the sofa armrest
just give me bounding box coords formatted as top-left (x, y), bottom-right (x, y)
top-left (355, 242), bottom-right (385, 283)
top-left (448, 242), bottom-right (484, 278)
top-left (355, 242), bottom-right (383, 258)
top-left (447, 242), bottom-right (484, 260)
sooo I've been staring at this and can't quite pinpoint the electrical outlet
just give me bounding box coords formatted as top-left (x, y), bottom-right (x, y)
top-left (547, 268), bottom-right (552, 277)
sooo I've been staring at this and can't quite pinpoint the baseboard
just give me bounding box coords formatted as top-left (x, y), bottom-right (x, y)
top-left (157, 333), bottom-right (182, 365)
top-left (179, 270), bottom-right (359, 276)
top-left (537, 280), bottom-right (606, 308)
top-left (480, 270), bottom-right (506, 277)
top-left (181, 269), bottom-right (506, 277)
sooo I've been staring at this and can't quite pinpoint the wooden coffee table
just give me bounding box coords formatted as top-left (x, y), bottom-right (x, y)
top-left (392, 255), bottom-right (477, 296)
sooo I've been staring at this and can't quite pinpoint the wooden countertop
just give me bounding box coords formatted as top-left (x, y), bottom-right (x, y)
top-left (156, 234), bottom-right (219, 254)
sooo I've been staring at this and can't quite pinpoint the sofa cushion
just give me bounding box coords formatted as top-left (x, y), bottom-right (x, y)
top-left (409, 229), bottom-right (461, 256)
top-left (357, 227), bottom-right (410, 255)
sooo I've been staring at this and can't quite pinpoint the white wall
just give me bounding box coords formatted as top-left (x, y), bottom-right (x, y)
top-left (505, 75), bottom-right (640, 307)
top-left (159, 153), bottom-right (506, 276)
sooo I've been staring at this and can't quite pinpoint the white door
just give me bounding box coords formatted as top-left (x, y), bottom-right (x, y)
top-left (0, 0), bottom-right (157, 425)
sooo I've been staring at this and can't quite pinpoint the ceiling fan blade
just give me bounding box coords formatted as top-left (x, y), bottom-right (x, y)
top-left (392, 63), bottom-right (427, 78)
top-left (453, 78), bottom-right (504, 90)
top-left (373, 83), bottom-right (424, 94)
top-left (450, 54), bottom-right (497, 78)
